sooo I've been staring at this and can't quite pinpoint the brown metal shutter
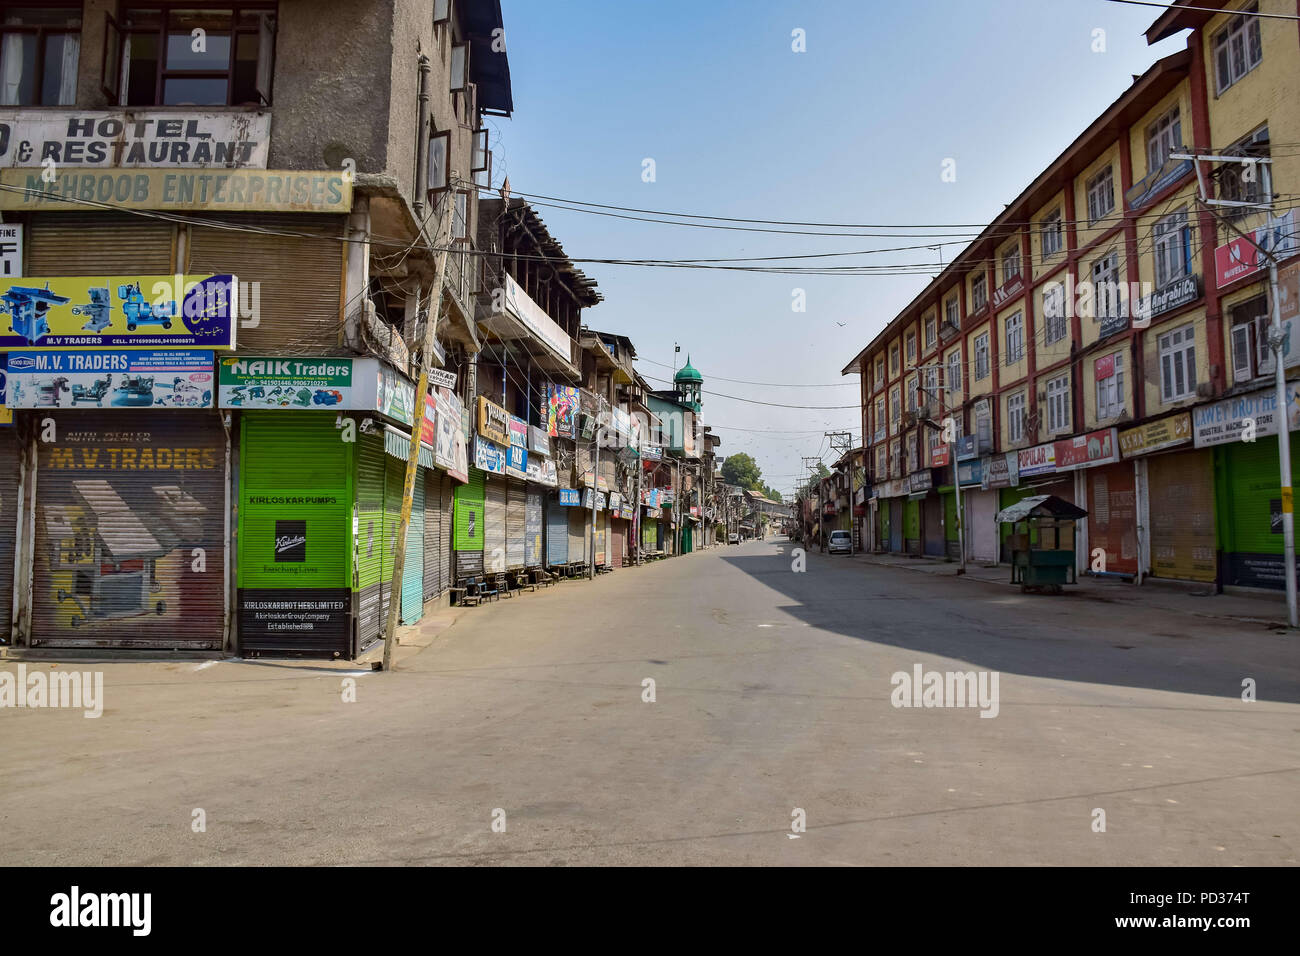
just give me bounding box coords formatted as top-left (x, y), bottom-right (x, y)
top-left (610, 519), bottom-right (624, 568)
top-left (506, 477), bottom-right (526, 569)
top-left (1148, 449), bottom-right (1216, 582)
top-left (25, 212), bottom-right (175, 274)
top-left (0, 430), bottom-right (21, 643)
top-left (1086, 461), bottom-right (1138, 576)
top-left (186, 214), bottom-right (345, 353)
top-left (31, 411), bottom-right (225, 649)
top-left (484, 475), bottom-right (506, 573)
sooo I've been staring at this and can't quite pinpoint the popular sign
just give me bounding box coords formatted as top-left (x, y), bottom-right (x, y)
top-left (0, 274), bottom-right (237, 350)
top-left (0, 111), bottom-right (271, 168)
top-left (6, 350), bottom-right (214, 409)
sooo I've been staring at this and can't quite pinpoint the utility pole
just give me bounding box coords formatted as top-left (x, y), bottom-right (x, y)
top-left (801, 455), bottom-right (820, 545)
top-left (1175, 150), bottom-right (1296, 627)
top-left (382, 188), bottom-right (453, 671)
top-left (826, 431), bottom-right (854, 554)
top-left (589, 411), bottom-right (599, 580)
top-left (635, 449), bottom-right (643, 565)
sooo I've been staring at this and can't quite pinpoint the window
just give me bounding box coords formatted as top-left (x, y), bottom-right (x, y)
top-left (1096, 352), bottom-right (1126, 418)
top-left (1153, 208), bottom-right (1191, 288)
top-left (971, 273), bottom-right (988, 312)
top-left (1159, 323), bottom-right (1197, 402)
top-left (975, 399), bottom-right (992, 450)
top-left (923, 366), bottom-right (939, 407)
top-left (1218, 126), bottom-right (1269, 219)
top-left (1046, 374), bottom-right (1070, 433)
top-left (114, 5), bottom-right (277, 107)
top-left (890, 344), bottom-right (900, 374)
top-left (906, 375), bottom-right (918, 413)
top-left (925, 315), bottom-right (937, 349)
top-left (947, 349), bottom-right (961, 396)
top-left (874, 397), bottom-right (886, 438)
top-left (906, 331), bottom-right (916, 364)
top-left (890, 387), bottom-right (901, 425)
top-left (1092, 251), bottom-right (1121, 321)
top-left (906, 433), bottom-right (918, 473)
top-left (1086, 166), bottom-right (1115, 224)
top-left (1146, 107), bottom-right (1182, 174)
top-left (0, 6), bottom-right (80, 106)
top-left (890, 438), bottom-right (901, 477)
top-left (1001, 244), bottom-right (1021, 287)
top-left (927, 424), bottom-right (943, 462)
top-left (974, 332), bottom-right (990, 380)
top-left (875, 356), bottom-right (885, 389)
top-left (1005, 312), bottom-right (1024, 365)
top-left (877, 445), bottom-right (887, 479)
top-left (1007, 392), bottom-right (1026, 443)
top-left (1214, 4), bottom-right (1262, 94)
top-left (1041, 209), bottom-right (1063, 258)
top-left (1229, 294), bottom-right (1270, 381)
top-left (944, 296), bottom-right (959, 330)
top-left (1043, 283), bottom-right (1067, 344)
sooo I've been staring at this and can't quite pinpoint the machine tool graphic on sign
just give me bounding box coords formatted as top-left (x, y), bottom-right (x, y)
top-left (0, 274), bottom-right (237, 349)
top-left (4, 351), bottom-right (214, 408)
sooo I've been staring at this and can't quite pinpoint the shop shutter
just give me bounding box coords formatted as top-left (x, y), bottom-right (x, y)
top-left (611, 520), bottom-right (624, 568)
top-left (186, 214), bottom-right (346, 353)
top-left (401, 466), bottom-right (425, 624)
top-left (923, 494), bottom-right (943, 556)
top-left (568, 506), bottom-right (586, 564)
top-left (889, 499), bottom-right (903, 552)
top-left (642, 518), bottom-right (654, 553)
top-left (354, 432), bottom-right (387, 651)
top-left (237, 412), bottom-right (352, 658)
top-left (1219, 440), bottom-right (1300, 588)
top-left (381, 455), bottom-right (404, 631)
top-left (484, 476), bottom-right (506, 572)
top-left (1148, 449), bottom-right (1215, 582)
top-left (31, 412), bottom-right (225, 649)
top-left (26, 213), bottom-right (174, 275)
top-left (422, 470), bottom-right (442, 600)
top-left (546, 498), bottom-right (569, 566)
top-left (525, 489), bottom-right (543, 567)
top-left (1085, 461), bottom-right (1138, 575)
top-left (595, 511), bottom-right (607, 565)
top-left (904, 498), bottom-right (920, 554)
top-left (506, 477), bottom-right (526, 569)
top-left (968, 489), bottom-right (998, 563)
top-left (0, 430), bottom-right (22, 644)
top-left (453, 469), bottom-right (485, 580)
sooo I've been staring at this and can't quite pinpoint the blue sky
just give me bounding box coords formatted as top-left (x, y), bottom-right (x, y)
top-left (493, 0), bottom-right (1187, 495)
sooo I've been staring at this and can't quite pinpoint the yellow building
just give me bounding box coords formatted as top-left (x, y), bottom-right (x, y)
top-left (843, 0), bottom-right (1300, 589)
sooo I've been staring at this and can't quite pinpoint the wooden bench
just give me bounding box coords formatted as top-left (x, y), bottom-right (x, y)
top-left (449, 585), bottom-right (474, 607)
top-left (515, 570), bottom-right (537, 593)
top-left (494, 572), bottom-right (514, 597)
top-left (467, 576), bottom-right (499, 603)
top-left (532, 568), bottom-right (555, 588)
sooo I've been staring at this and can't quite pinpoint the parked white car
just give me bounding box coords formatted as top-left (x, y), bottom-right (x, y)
top-left (728, 533), bottom-right (741, 545)
top-left (828, 530), bottom-right (852, 554)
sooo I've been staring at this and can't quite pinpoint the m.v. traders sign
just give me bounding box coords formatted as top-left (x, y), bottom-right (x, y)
top-left (0, 274), bottom-right (236, 350)
top-left (6, 350), bottom-right (214, 408)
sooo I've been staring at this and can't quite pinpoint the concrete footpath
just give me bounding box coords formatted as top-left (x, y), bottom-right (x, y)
top-left (837, 548), bottom-right (1290, 628)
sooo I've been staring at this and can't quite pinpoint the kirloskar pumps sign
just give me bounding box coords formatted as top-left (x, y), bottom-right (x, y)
top-left (219, 357), bottom-right (353, 409)
top-left (0, 111), bottom-right (271, 168)
top-left (5, 350), bottom-right (214, 408)
top-left (0, 274), bottom-right (236, 349)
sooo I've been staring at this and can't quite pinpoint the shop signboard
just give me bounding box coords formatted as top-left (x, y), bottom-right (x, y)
top-left (642, 443), bottom-right (663, 461)
top-left (957, 457), bottom-right (984, 487)
top-left (955, 434), bottom-right (979, 461)
top-left (931, 443), bottom-right (950, 467)
top-left (1133, 274), bottom-right (1199, 323)
top-left (6, 349), bottom-right (214, 408)
top-left (421, 393), bottom-right (437, 447)
top-left (547, 384), bottom-right (579, 439)
top-left (0, 223), bottom-right (21, 277)
top-left (478, 396), bottom-right (511, 446)
top-left (981, 452), bottom-right (1019, 489)
top-left (908, 469), bottom-right (933, 494)
top-left (1193, 382), bottom-right (1300, 447)
top-left (582, 489), bottom-right (607, 511)
top-left (505, 442), bottom-right (528, 480)
top-left (0, 110), bottom-right (272, 168)
top-left (1017, 442), bottom-right (1056, 477)
top-left (992, 275), bottom-right (1024, 310)
top-left (0, 274), bottom-right (237, 349)
top-left (529, 425), bottom-right (550, 457)
top-left (1213, 210), bottom-right (1298, 289)
top-left (1052, 427), bottom-right (1119, 471)
top-left (218, 356), bottom-right (353, 409)
top-left (428, 367), bottom-right (456, 390)
top-left (559, 488), bottom-right (581, 506)
top-left (525, 454), bottom-right (557, 486)
top-left (1119, 412), bottom-right (1192, 457)
top-left (434, 386), bottom-right (468, 483)
top-left (0, 168), bottom-right (351, 214)
top-left (474, 436), bottom-right (506, 475)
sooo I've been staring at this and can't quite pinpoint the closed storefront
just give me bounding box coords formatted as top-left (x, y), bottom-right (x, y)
top-left (595, 509), bottom-right (607, 565)
top-left (568, 504), bottom-right (587, 565)
top-left (546, 496), bottom-right (569, 566)
top-left (484, 476), bottom-right (506, 573)
top-left (0, 429), bottom-right (22, 645)
top-left (354, 432), bottom-right (387, 651)
top-left (1147, 449), bottom-right (1215, 583)
top-left (889, 498), bottom-right (903, 552)
top-left (26, 212), bottom-right (174, 275)
top-left (506, 477), bottom-right (526, 570)
top-left (967, 489), bottom-right (998, 564)
top-left (1084, 461), bottom-right (1138, 577)
top-left (940, 489), bottom-right (959, 559)
top-left (610, 519), bottom-right (626, 568)
top-left (904, 497), bottom-right (920, 555)
top-left (422, 470), bottom-right (452, 602)
top-left (525, 489), bottom-right (544, 567)
top-left (923, 493), bottom-right (943, 557)
top-left (238, 413), bottom-right (352, 658)
top-left (31, 411), bottom-right (226, 650)
top-left (401, 466), bottom-right (425, 625)
top-left (453, 468), bottom-right (485, 580)
top-left (1216, 439), bottom-right (1300, 589)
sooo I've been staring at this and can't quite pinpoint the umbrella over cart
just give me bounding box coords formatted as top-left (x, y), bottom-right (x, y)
top-left (994, 494), bottom-right (1088, 595)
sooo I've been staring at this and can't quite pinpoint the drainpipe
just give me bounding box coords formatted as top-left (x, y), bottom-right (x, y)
top-left (413, 54), bottom-right (432, 222)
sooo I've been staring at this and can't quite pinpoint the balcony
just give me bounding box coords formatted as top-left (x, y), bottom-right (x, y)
top-left (477, 272), bottom-right (580, 382)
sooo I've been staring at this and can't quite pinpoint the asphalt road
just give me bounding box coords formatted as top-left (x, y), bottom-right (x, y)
top-left (3, 540), bottom-right (1298, 866)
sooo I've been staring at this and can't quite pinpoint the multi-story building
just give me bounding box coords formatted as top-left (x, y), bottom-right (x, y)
top-left (843, 0), bottom-right (1300, 590)
top-left (0, 0), bottom-right (510, 657)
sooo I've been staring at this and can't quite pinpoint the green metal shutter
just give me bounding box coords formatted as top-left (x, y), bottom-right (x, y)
top-left (237, 412), bottom-right (353, 658)
top-left (355, 431), bottom-right (386, 650)
top-left (1220, 439), bottom-right (1300, 588)
top-left (454, 468), bottom-right (485, 579)
top-left (401, 467), bottom-right (425, 624)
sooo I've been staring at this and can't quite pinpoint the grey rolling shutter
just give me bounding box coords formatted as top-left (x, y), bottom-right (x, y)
top-left (506, 477), bottom-right (526, 569)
